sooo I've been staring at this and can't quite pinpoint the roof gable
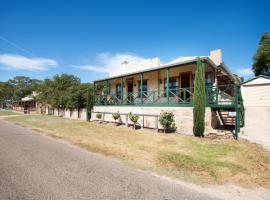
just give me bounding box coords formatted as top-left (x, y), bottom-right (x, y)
top-left (242, 75), bottom-right (270, 86)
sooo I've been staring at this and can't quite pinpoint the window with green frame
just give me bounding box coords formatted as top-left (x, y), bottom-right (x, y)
top-left (164, 77), bottom-right (178, 97)
top-left (138, 80), bottom-right (147, 97)
top-left (116, 84), bottom-right (121, 99)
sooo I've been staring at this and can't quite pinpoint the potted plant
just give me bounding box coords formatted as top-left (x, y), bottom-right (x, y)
top-left (96, 112), bottom-right (102, 123)
top-left (112, 112), bottom-right (121, 125)
top-left (128, 112), bottom-right (139, 129)
top-left (159, 111), bottom-right (175, 133)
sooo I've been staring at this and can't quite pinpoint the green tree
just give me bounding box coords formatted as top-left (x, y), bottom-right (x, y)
top-left (0, 82), bottom-right (14, 106)
top-left (193, 59), bottom-right (206, 137)
top-left (66, 83), bottom-right (90, 110)
top-left (7, 76), bottom-right (41, 101)
top-left (37, 74), bottom-right (91, 113)
top-left (36, 78), bottom-right (55, 105)
top-left (253, 32), bottom-right (270, 76)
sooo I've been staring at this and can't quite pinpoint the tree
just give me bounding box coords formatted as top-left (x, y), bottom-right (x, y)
top-left (0, 82), bottom-right (14, 107)
top-left (253, 32), bottom-right (270, 76)
top-left (66, 83), bottom-right (90, 110)
top-left (37, 74), bottom-right (91, 113)
top-left (36, 78), bottom-right (55, 106)
top-left (0, 82), bottom-right (12, 99)
top-left (193, 59), bottom-right (206, 137)
top-left (7, 76), bottom-right (41, 101)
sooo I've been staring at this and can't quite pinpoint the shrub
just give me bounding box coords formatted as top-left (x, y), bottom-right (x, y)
top-left (159, 111), bottom-right (175, 133)
top-left (112, 112), bottom-right (120, 124)
top-left (193, 59), bottom-right (206, 137)
top-left (96, 113), bottom-right (102, 119)
top-left (128, 112), bottom-right (139, 129)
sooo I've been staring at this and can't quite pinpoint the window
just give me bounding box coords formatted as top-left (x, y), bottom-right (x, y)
top-left (138, 80), bottom-right (147, 97)
top-left (116, 84), bottom-right (121, 99)
top-left (164, 77), bottom-right (178, 96)
top-left (205, 72), bottom-right (213, 86)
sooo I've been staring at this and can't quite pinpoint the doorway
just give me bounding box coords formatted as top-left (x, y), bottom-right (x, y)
top-left (180, 72), bottom-right (191, 101)
top-left (127, 81), bottom-right (133, 103)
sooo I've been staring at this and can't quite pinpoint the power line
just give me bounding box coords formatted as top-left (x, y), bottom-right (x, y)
top-left (0, 35), bottom-right (35, 56)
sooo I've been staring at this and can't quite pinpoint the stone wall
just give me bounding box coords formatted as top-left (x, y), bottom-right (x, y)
top-left (92, 106), bottom-right (215, 135)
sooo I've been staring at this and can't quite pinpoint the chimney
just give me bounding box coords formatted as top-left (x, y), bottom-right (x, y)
top-left (209, 49), bottom-right (222, 66)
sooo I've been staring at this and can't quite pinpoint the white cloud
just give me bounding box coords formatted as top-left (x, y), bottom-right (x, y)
top-left (0, 54), bottom-right (57, 71)
top-left (237, 68), bottom-right (253, 77)
top-left (74, 53), bottom-right (160, 77)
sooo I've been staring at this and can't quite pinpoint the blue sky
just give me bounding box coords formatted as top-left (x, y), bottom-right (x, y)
top-left (0, 0), bottom-right (269, 82)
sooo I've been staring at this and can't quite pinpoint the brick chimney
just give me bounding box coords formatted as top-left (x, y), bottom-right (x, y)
top-left (209, 49), bottom-right (222, 66)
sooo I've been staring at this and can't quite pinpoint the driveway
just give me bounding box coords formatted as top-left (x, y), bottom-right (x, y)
top-left (0, 119), bottom-right (218, 200)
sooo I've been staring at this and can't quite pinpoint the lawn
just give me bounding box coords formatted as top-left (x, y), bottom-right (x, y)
top-left (0, 109), bottom-right (21, 116)
top-left (5, 114), bottom-right (270, 188)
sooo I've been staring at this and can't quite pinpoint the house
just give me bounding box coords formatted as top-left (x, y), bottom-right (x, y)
top-left (241, 75), bottom-right (270, 148)
top-left (92, 49), bottom-right (244, 137)
top-left (12, 92), bottom-right (43, 114)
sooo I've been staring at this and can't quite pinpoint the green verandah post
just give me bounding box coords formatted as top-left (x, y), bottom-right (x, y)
top-left (105, 80), bottom-right (109, 105)
top-left (166, 68), bottom-right (169, 104)
top-left (234, 84), bottom-right (240, 140)
top-left (121, 77), bottom-right (124, 104)
top-left (140, 73), bottom-right (143, 105)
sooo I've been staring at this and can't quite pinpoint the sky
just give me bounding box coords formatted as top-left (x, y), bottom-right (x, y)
top-left (0, 0), bottom-right (269, 82)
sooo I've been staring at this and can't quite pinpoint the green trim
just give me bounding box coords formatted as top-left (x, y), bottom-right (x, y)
top-left (94, 103), bottom-right (193, 107)
top-left (140, 73), bottom-right (143, 105)
top-left (93, 57), bottom-right (219, 84)
top-left (166, 68), bottom-right (169, 104)
top-left (94, 103), bottom-right (236, 108)
top-left (234, 84), bottom-right (240, 140)
top-left (94, 84), bottom-right (238, 109)
top-left (121, 77), bottom-right (124, 104)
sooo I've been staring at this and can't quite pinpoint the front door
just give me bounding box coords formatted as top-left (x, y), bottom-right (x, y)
top-left (180, 72), bottom-right (191, 101)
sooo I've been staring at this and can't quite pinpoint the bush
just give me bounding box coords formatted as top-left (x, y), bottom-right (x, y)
top-left (128, 112), bottom-right (139, 129)
top-left (96, 113), bottom-right (102, 119)
top-left (112, 112), bottom-right (120, 124)
top-left (159, 111), bottom-right (175, 133)
top-left (193, 59), bottom-right (206, 137)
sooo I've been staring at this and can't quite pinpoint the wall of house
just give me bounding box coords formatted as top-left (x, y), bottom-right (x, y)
top-left (91, 106), bottom-right (215, 135)
top-left (106, 63), bottom-right (214, 95)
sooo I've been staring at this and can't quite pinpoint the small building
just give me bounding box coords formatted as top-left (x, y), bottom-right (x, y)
top-left (12, 92), bottom-right (43, 114)
top-left (241, 75), bottom-right (270, 107)
top-left (241, 75), bottom-right (270, 149)
top-left (92, 49), bottom-right (244, 137)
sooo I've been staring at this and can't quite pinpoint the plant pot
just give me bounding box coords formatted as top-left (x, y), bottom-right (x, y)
top-left (164, 127), bottom-right (175, 134)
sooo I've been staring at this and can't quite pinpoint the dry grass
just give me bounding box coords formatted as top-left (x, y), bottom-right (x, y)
top-left (5, 114), bottom-right (270, 188)
top-left (0, 110), bottom-right (21, 116)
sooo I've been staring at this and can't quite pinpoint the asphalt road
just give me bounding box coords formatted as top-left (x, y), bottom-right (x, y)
top-left (0, 119), bottom-right (219, 200)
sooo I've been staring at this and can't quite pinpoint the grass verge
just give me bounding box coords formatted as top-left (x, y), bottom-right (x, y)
top-left (5, 114), bottom-right (270, 188)
top-left (0, 109), bottom-right (22, 116)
